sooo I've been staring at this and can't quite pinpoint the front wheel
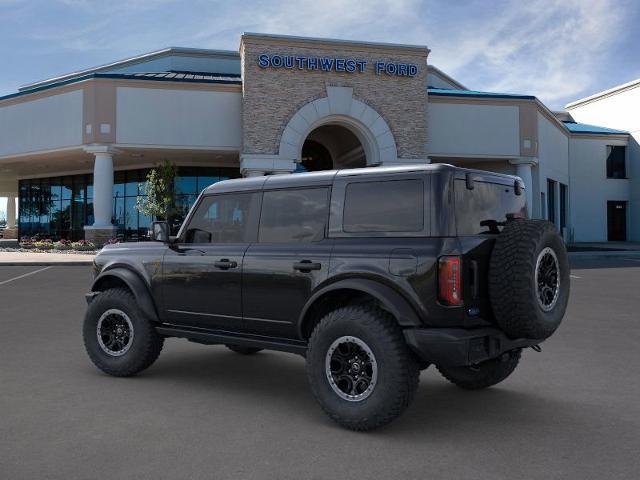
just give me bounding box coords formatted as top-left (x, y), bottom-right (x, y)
top-left (83, 288), bottom-right (164, 377)
top-left (436, 349), bottom-right (521, 390)
top-left (306, 305), bottom-right (420, 431)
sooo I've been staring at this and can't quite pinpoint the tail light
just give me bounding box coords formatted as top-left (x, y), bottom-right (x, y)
top-left (438, 256), bottom-right (462, 306)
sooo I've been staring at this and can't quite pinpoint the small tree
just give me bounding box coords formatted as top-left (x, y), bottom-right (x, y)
top-left (136, 160), bottom-right (179, 221)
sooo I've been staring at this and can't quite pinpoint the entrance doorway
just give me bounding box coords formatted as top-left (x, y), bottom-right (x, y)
top-left (607, 201), bottom-right (627, 241)
top-left (300, 124), bottom-right (366, 172)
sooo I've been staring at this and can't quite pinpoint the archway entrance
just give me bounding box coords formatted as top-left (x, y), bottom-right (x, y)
top-left (299, 124), bottom-right (367, 172)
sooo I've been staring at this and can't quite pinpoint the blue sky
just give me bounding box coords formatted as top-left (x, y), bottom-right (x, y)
top-left (1, 0), bottom-right (639, 108)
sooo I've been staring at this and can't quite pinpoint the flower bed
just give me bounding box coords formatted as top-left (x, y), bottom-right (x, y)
top-left (0, 236), bottom-right (105, 254)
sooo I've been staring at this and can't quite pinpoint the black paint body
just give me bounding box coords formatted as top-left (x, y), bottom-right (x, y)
top-left (89, 165), bottom-right (533, 366)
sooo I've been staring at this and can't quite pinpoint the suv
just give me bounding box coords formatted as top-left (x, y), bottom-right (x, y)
top-left (83, 164), bottom-right (569, 431)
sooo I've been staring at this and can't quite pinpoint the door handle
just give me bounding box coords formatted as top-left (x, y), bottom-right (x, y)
top-left (214, 259), bottom-right (238, 270)
top-left (293, 260), bottom-right (322, 272)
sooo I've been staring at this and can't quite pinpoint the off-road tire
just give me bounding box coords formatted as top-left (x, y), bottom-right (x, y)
top-left (489, 219), bottom-right (569, 340)
top-left (225, 344), bottom-right (263, 355)
top-left (83, 288), bottom-right (164, 377)
top-left (436, 349), bottom-right (522, 390)
top-left (306, 305), bottom-right (420, 431)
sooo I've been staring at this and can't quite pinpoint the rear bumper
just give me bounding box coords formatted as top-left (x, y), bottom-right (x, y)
top-left (403, 327), bottom-right (540, 367)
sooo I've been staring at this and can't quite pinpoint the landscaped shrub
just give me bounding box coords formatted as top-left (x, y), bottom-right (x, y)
top-left (70, 240), bottom-right (96, 251)
top-left (32, 239), bottom-right (54, 250)
top-left (53, 239), bottom-right (73, 250)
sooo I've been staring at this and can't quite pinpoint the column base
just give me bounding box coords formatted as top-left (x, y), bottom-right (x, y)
top-left (379, 158), bottom-right (430, 167)
top-left (84, 226), bottom-right (117, 247)
top-left (2, 227), bottom-right (18, 240)
top-left (240, 154), bottom-right (295, 177)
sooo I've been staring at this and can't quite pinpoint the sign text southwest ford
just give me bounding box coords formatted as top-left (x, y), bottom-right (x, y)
top-left (257, 53), bottom-right (418, 77)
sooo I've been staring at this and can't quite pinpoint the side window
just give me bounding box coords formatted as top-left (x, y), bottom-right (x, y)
top-left (184, 193), bottom-right (259, 244)
top-left (343, 179), bottom-right (424, 233)
top-left (259, 188), bottom-right (329, 243)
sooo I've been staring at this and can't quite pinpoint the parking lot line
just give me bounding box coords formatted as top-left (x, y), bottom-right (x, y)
top-left (570, 274), bottom-right (581, 279)
top-left (0, 266), bottom-right (52, 286)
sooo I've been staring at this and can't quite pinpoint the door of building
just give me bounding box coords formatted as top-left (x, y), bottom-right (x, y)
top-left (607, 201), bottom-right (627, 241)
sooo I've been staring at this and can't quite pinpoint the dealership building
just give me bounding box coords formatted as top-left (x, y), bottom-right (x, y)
top-left (0, 33), bottom-right (636, 243)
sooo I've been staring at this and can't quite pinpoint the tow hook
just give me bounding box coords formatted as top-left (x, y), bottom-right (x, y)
top-left (530, 344), bottom-right (542, 352)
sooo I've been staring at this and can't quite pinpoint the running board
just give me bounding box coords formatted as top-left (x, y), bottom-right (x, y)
top-left (156, 325), bottom-right (308, 356)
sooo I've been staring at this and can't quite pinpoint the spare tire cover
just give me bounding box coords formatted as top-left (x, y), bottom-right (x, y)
top-left (489, 219), bottom-right (570, 340)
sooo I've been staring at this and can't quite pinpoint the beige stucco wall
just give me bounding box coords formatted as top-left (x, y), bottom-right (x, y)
top-left (240, 35), bottom-right (429, 161)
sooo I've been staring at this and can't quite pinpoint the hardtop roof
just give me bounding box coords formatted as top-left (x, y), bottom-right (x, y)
top-left (203, 164), bottom-right (522, 194)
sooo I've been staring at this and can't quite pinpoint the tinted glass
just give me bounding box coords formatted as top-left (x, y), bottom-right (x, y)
top-left (547, 179), bottom-right (556, 224)
top-left (259, 188), bottom-right (329, 243)
top-left (606, 146), bottom-right (626, 179)
top-left (455, 180), bottom-right (526, 235)
top-left (343, 179), bottom-right (424, 233)
top-left (184, 193), bottom-right (258, 244)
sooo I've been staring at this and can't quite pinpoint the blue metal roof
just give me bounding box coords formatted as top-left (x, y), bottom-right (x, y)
top-left (427, 87), bottom-right (535, 100)
top-left (0, 71), bottom-right (242, 102)
top-left (562, 121), bottom-right (628, 135)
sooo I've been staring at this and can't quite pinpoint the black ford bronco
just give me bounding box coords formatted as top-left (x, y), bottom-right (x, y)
top-left (83, 164), bottom-right (569, 431)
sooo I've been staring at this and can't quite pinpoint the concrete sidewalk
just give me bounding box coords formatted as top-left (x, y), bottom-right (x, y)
top-left (0, 251), bottom-right (95, 266)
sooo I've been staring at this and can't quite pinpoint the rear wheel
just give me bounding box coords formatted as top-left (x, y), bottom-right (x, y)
top-left (83, 288), bottom-right (164, 377)
top-left (225, 344), bottom-right (263, 355)
top-left (306, 305), bottom-right (420, 431)
top-left (437, 349), bottom-right (521, 390)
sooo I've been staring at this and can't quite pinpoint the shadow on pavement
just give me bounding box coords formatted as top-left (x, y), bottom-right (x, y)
top-left (94, 344), bottom-right (625, 439)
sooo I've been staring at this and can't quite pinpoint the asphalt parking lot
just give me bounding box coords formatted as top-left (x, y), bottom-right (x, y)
top-left (1, 257), bottom-right (639, 479)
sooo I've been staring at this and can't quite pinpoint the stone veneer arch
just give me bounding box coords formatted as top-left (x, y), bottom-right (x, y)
top-left (278, 86), bottom-right (398, 166)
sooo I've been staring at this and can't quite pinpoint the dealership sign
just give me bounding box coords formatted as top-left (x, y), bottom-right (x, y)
top-left (257, 53), bottom-right (418, 77)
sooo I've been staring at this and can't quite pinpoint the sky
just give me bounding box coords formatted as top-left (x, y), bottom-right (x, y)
top-left (1, 0), bottom-right (640, 215)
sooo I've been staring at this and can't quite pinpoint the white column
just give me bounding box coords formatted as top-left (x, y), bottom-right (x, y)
top-left (92, 152), bottom-right (114, 226)
top-left (83, 145), bottom-right (119, 232)
top-left (510, 158), bottom-right (538, 218)
top-left (6, 196), bottom-right (16, 229)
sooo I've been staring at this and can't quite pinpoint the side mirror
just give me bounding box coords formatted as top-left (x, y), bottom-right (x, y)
top-left (150, 221), bottom-right (170, 243)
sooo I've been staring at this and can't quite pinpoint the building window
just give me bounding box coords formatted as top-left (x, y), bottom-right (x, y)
top-left (559, 183), bottom-right (568, 230)
top-left (606, 146), bottom-right (626, 179)
top-left (547, 179), bottom-right (556, 225)
top-left (18, 167), bottom-right (239, 241)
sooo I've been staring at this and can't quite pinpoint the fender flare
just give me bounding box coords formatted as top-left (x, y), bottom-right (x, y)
top-left (91, 267), bottom-right (159, 323)
top-left (297, 278), bottom-right (422, 338)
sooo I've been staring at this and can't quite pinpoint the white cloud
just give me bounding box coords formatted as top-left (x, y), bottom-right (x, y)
top-left (426, 0), bottom-right (630, 107)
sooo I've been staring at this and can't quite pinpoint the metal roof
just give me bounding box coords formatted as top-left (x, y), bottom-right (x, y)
top-left (0, 71), bottom-right (241, 103)
top-left (118, 71), bottom-right (241, 82)
top-left (562, 121), bottom-right (628, 135)
top-left (19, 47), bottom-right (240, 92)
top-left (428, 87), bottom-right (536, 100)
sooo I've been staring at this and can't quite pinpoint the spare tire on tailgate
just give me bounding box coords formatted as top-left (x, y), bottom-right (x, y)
top-left (489, 219), bottom-right (569, 340)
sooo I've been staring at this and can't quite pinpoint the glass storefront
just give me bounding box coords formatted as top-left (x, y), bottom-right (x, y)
top-left (18, 167), bottom-right (239, 241)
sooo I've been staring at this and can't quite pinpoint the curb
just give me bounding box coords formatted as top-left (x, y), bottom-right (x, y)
top-left (569, 250), bottom-right (640, 258)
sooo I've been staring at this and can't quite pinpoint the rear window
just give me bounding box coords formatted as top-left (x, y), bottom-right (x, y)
top-left (455, 180), bottom-right (526, 235)
top-left (343, 179), bottom-right (424, 233)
